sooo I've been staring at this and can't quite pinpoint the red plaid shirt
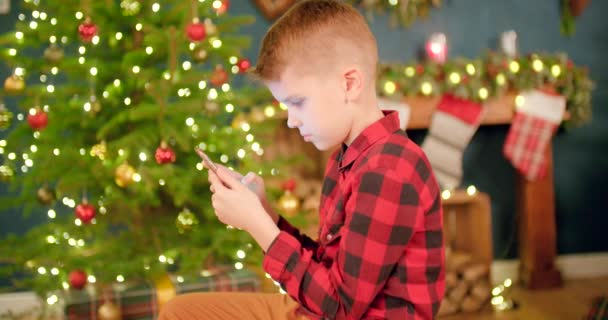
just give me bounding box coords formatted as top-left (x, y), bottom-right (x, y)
top-left (263, 111), bottom-right (445, 319)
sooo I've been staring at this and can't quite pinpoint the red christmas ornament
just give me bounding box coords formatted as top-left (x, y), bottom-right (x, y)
top-left (210, 66), bottom-right (228, 87)
top-left (215, 0), bottom-right (230, 15)
top-left (237, 58), bottom-right (251, 73)
top-left (75, 200), bottom-right (96, 224)
top-left (78, 18), bottom-right (98, 43)
top-left (27, 109), bottom-right (48, 131)
top-left (416, 65), bottom-right (424, 74)
top-left (186, 20), bottom-right (206, 42)
top-left (69, 269), bottom-right (87, 290)
top-left (281, 178), bottom-right (296, 192)
top-left (155, 142), bottom-right (176, 164)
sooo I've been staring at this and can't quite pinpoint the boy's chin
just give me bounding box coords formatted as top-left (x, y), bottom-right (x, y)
top-left (312, 140), bottom-right (339, 152)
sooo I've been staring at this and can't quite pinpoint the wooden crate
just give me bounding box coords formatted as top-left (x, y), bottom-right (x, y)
top-left (439, 190), bottom-right (494, 317)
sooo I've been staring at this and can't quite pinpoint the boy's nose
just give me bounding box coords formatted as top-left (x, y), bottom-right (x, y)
top-left (287, 117), bottom-right (302, 129)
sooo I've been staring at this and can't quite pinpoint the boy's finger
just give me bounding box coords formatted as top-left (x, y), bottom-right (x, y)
top-left (216, 167), bottom-right (241, 189)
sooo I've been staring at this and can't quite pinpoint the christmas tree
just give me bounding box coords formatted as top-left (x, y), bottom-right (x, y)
top-left (0, 0), bottom-right (287, 298)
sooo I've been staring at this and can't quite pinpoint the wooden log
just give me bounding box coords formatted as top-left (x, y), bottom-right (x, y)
top-left (448, 281), bottom-right (469, 304)
top-left (437, 299), bottom-right (459, 317)
top-left (445, 272), bottom-right (458, 291)
top-left (470, 281), bottom-right (492, 302)
top-left (461, 295), bottom-right (485, 313)
top-left (463, 263), bottom-right (490, 283)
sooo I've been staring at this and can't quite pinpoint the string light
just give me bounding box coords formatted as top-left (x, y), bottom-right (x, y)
top-left (404, 66), bottom-right (416, 77)
top-left (420, 82), bottom-right (433, 95)
top-left (225, 103), bottom-right (234, 112)
top-left (532, 59), bottom-right (544, 72)
top-left (509, 61), bottom-right (520, 73)
top-left (467, 185), bottom-right (477, 195)
top-left (48, 209), bottom-right (56, 218)
top-left (449, 72), bottom-right (461, 84)
top-left (383, 81), bottom-right (396, 95)
top-left (551, 65), bottom-right (562, 77)
top-left (441, 190), bottom-right (451, 200)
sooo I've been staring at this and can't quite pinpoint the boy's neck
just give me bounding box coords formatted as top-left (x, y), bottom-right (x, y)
top-left (344, 94), bottom-right (384, 146)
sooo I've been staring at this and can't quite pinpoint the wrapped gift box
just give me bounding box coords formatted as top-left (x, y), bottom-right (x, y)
top-left (64, 268), bottom-right (260, 320)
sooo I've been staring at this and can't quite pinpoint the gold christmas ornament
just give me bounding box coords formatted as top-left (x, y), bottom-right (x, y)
top-left (278, 190), bottom-right (300, 217)
top-left (87, 95), bottom-right (102, 115)
top-left (0, 103), bottom-right (13, 130)
top-left (176, 208), bottom-right (199, 234)
top-left (43, 44), bottom-right (64, 64)
top-left (4, 75), bottom-right (25, 93)
top-left (115, 162), bottom-right (136, 187)
top-left (36, 185), bottom-right (56, 205)
top-left (192, 47), bottom-right (208, 63)
top-left (0, 165), bottom-right (14, 182)
top-left (120, 0), bottom-right (141, 16)
top-left (204, 18), bottom-right (217, 36)
top-left (204, 101), bottom-right (219, 113)
top-left (90, 141), bottom-right (107, 160)
top-left (98, 300), bottom-right (122, 320)
top-left (231, 114), bottom-right (247, 130)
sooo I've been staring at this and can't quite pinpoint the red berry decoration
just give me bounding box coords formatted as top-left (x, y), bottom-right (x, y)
top-left (78, 17), bottom-right (98, 43)
top-left (186, 19), bottom-right (206, 42)
top-left (155, 142), bottom-right (176, 164)
top-left (27, 109), bottom-right (48, 131)
top-left (237, 58), bottom-right (251, 73)
top-left (75, 200), bottom-right (96, 224)
top-left (210, 66), bottom-right (228, 87)
top-left (69, 269), bottom-right (87, 290)
top-left (281, 178), bottom-right (297, 192)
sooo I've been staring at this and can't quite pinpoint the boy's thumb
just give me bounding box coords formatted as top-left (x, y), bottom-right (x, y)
top-left (241, 172), bottom-right (256, 185)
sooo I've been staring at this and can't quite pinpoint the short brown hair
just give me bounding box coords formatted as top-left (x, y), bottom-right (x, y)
top-left (253, 0), bottom-right (378, 81)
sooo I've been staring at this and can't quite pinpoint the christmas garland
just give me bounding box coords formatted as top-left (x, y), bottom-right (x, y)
top-left (346, 0), bottom-right (441, 28)
top-left (377, 51), bottom-right (594, 127)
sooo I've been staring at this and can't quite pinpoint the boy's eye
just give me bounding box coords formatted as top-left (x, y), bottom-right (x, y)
top-left (290, 99), bottom-right (305, 107)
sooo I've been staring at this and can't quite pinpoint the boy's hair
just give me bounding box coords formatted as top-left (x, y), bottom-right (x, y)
top-left (253, 0), bottom-right (378, 82)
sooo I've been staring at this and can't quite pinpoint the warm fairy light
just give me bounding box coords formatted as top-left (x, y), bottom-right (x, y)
top-left (158, 255), bottom-right (167, 263)
top-left (186, 117), bottom-right (195, 126)
top-left (75, 11), bottom-right (83, 19)
top-left (146, 46), bottom-right (153, 54)
top-left (74, 219), bottom-right (82, 226)
top-left (466, 64), bottom-right (476, 75)
top-left (38, 267), bottom-right (47, 275)
top-left (421, 82), bottom-right (433, 95)
top-left (264, 106), bottom-right (275, 117)
top-left (182, 61), bottom-right (192, 70)
top-left (90, 67), bottom-right (98, 76)
top-left (220, 155), bottom-right (229, 163)
top-left (221, 83), bottom-right (230, 92)
top-left (116, 275), bottom-right (125, 282)
top-left (383, 81), bottom-right (396, 95)
top-left (404, 66), bottom-right (415, 77)
top-left (467, 185), bottom-right (477, 195)
top-left (236, 250), bottom-right (246, 259)
top-left (136, 23), bottom-right (143, 31)
top-left (53, 148), bottom-right (60, 156)
top-left (208, 88), bottom-right (218, 100)
top-left (132, 66), bottom-right (140, 74)
top-left (515, 95), bottom-right (525, 109)
top-left (15, 31), bottom-right (24, 39)
top-left (47, 295), bottom-right (58, 305)
top-left (251, 142), bottom-right (260, 152)
top-left (14, 67), bottom-right (25, 77)
top-left (441, 190), bottom-right (451, 200)
top-left (124, 97), bottom-right (131, 106)
top-left (496, 73), bottom-right (506, 86)
top-left (551, 65), bottom-right (562, 77)
top-left (478, 87), bottom-right (489, 100)
top-left (449, 72), bottom-right (461, 84)
top-left (78, 57), bottom-right (85, 64)
top-left (225, 103), bottom-right (234, 112)
top-left (88, 275), bottom-right (96, 283)
top-left (51, 268), bottom-right (59, 275)
top-left (237, 149), bottom-right (246, 158)
top-left (229, 56), bottom-right (238, 64)
top-left (152, 3), bottom-right (160, 12)
top-left (279, 102), bottom-right (287, 110)
top-left (198, 81), bottom-right (207, 89)
top-left (46, 85), bottom-right (55, 93)
top-left (509, 61), bottom-right (520, 73)
top-left (388, 0), bottom-right (398, 5)
top-left (114, 79), bottom-right (121, 87)
top-left (234, 262), bottom-right (243, 270)
top-left (115, 32), bottom-right (123, 40)
top-left (246, 134), bottom-right (254, 142)
top-left (46, 235), bottom-right (56, 243)
top-left (425, 33), bottom-right (447, 63)
top-left (211, 38), bottom-right (222, 48)
top-left (48, 209), bottom-right (56, 218)
top-left (532, 59), bottom-right (544, 72)
top-left (139, 152), bottom-right (147, 161)
top-left (132, 173), bottom-right (141, 182)
top-left (92, 36), bottom-right (99, 45)
top-left (29, 21), bottom-right (38, 29)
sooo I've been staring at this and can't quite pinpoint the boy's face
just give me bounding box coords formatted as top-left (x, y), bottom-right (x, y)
top-left (266, 65), bottom-right (354, 151)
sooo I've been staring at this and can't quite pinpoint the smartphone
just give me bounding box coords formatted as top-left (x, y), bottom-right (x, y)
top-left (194, 147), bottom-right (218, 174)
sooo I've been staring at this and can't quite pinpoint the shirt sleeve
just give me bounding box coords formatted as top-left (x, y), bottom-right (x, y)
top-left (263, 168), bottom-right (421, 319)
top-left (276, 215), bottom-right (319, 256)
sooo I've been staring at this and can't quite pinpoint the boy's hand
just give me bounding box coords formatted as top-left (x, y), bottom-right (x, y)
top-left (207, 164), bottom-right (279, 224)
top-left (208, 167), bottom-right (270, 232)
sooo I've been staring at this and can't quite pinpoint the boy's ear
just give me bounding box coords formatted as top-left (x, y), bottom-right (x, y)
top-left (343, 67), bottom-right (363, 101)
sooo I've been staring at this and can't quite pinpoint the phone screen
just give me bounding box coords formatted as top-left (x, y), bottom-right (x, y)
top-left (195, 147), bottom-right (218, 174)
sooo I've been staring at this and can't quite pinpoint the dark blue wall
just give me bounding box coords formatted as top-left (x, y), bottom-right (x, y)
top-left (2, 0), bottom-right (607, 271)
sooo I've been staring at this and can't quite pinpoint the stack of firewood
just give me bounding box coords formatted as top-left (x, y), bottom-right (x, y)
top-left (438, 250), bottom-right (492, 317)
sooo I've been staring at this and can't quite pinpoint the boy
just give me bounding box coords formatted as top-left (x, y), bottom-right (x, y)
top-left (159, 0), bottom-right (444, 319)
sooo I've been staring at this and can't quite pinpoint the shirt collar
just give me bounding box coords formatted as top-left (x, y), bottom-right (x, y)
top-left (338, 110), bottom-right (401, 171)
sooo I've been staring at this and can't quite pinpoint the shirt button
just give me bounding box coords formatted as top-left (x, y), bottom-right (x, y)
top-left (326, 234), bottom-right (333, 241)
